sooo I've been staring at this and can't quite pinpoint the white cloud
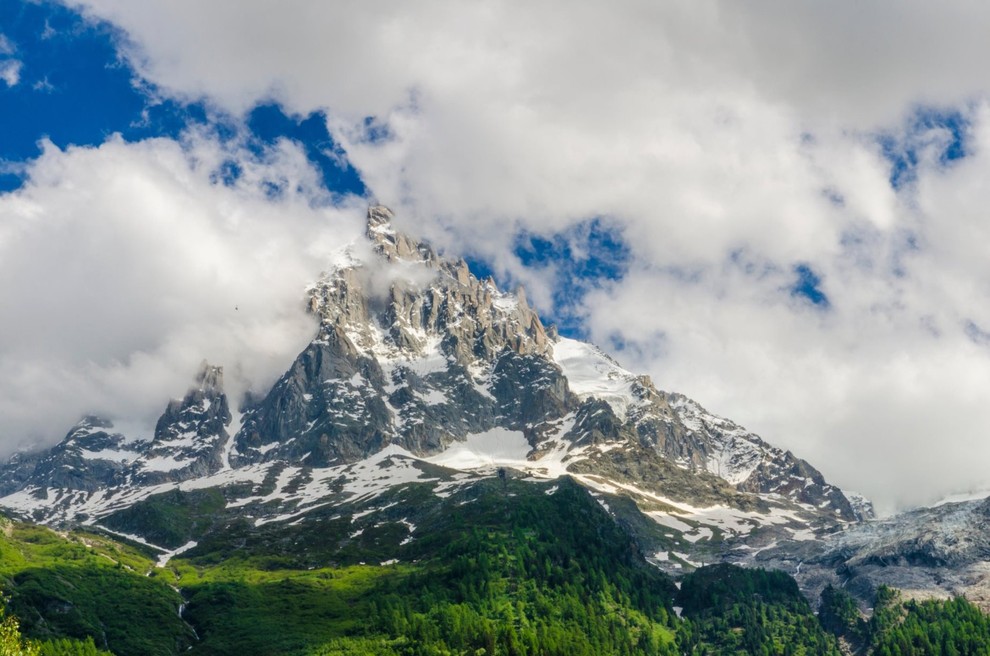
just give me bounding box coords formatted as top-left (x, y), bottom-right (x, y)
top-left (0, 59), bottom-right (21, 87)
top-left (0, 131), bottom-right (366, 452)
top-left (66, 1), bottom-right (990, 125)
top-left (0, 34), bottom-right (15, 55)
top-left (49, 0), bottom-right (990, 510)
top-left (0, 33), bottom-right (20, 86)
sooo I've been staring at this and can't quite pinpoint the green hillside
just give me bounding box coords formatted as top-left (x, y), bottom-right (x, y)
top-left (3, 482), bottom-right (990, 656)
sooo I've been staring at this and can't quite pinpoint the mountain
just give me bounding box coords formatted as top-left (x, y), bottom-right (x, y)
top-left (4, 206), bottom-right (990, 653)
top-left (0, 207), bottom-right (866, 562)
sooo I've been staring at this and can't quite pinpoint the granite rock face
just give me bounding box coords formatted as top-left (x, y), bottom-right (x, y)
top-left (138, 362), bottom-right (232, 484)
top-left (25, 417), bottom-right (135, 494)
top-left (233, 206), bottom-right (566, 467)
top-left (1, 362), bottom-right (234, 515)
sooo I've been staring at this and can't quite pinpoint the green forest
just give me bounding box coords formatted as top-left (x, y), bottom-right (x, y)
top-left (3, 481), bottom-right (990, 656)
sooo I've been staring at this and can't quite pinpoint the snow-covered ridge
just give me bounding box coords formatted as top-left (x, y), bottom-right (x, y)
top-left (551, 336), bottom-right (763, 485)
top-left (668, 394), bottom-right (765, 486)
top-left (551, 337), bottom-right (639, 420)
top-left (933, 488), bottom-right (990, 508)
top-left (549, 336), bottom-right (865, 522)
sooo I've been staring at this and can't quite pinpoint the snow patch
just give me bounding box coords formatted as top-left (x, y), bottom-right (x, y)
top-left (157, 541), bottom-right (198, 568)
top-left (140, 455), bottom-right (187, 472)
top-left (416, 388), bottom-right (448, 406)
top-left (79, 448), bottom-right (138, 463)
top-left (426, 428), bottom-right (531, 471)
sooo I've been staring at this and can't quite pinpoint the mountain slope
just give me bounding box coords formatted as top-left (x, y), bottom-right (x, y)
top-left (0, 483), bottom-right (865, 656)
top-left (0, 513), bottom-right (194, 655)
top-left (6, 500), bottom-right (987, 656)
top-left (775, 494), bottom-right (990, 611)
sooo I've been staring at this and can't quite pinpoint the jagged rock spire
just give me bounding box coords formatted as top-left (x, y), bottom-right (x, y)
top-left (364, 205), bottom-right (427, 261)
top-left (234, 206), bottom-right (564, 466)
top-left (365, 204), bottom-right (395, 237)
top-left (195, 360), bottom-right (224, 392)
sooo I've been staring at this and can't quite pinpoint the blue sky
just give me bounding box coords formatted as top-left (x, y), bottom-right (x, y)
top-left (5, 0), bottom-right (990, 511)
top-left (0, 1), bottom-right (188, 186)
top-left (0, 2), bottom-right (368, 197)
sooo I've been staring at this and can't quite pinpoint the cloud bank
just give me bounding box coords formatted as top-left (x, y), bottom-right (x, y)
top-left (27, 0), bottom-right (990, 511)
top-left (0, 131), bottom-right (364, 450)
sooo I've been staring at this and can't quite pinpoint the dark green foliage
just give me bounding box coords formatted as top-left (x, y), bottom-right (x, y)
top-left (869, 587), bottom-right (990, 656)
top-left (819, 584), bottom-right (862, 634)
top-left (179, 482), bottom-right (444, 570)
top-left (819, 584), bottom-right (870, 649)
top-left (676, 563), bottom-right (806, 616)
top-left (1, 605), bottom-right (40, 656)
top-left (181, 478), bottom-right (681, 655)
top-left (0, 519), bottom-right (192, 656)
top-left (371, 478), bottom-right (680, 655)
top-left (37, 636), bottom-right (113, 655)
top-left (8, 483), bottom-right (990, 655)
top-left (675, 564), bottom-right (843, 655)
top-left (98, 488), bottom-right (227, 550)
top-left (7, 565), bottom-right (193, 656)
top-left (3, 606), bottom-right (113, 655)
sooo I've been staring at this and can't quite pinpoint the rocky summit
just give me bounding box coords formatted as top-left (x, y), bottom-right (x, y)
top-left (10, 205), bottom-right (978, 613)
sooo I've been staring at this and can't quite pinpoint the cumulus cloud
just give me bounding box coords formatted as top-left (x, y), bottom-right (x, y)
top-left (0, 59), bottom-right (21, 87)
top-left (47, 0), bottom-right (990, 511)
top-left (0, 131), bottom-right (366, 453)
top-left (0, 33), bottom-right (21, 86)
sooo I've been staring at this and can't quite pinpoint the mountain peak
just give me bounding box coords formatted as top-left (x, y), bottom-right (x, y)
top-left (194, 360), bottom-right (224, 393)
top-left (364, 204), bottom-right (434, 263)
top-left (365, 204), bottom-right (395, 236)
